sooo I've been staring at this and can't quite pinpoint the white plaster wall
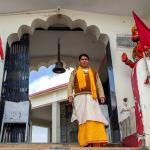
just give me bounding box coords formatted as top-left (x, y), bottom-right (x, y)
top-left (0, 9), bottom-right (148, 122)
top-left (146, 13), bottom-right (150, 26)
top-left (30, 88), bottom-right (67, 108)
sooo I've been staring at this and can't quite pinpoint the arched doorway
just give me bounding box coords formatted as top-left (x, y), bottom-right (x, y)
top-left (0, 14), bottom-right (120, 143)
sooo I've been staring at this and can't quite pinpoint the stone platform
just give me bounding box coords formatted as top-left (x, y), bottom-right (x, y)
top-left (0, 143), bottom-right (146, 150)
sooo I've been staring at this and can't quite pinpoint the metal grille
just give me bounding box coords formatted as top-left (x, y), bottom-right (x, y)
top-left (0, 35), bottom-right (30, 143)
top-left (1, 35), bottom-right (29, 102)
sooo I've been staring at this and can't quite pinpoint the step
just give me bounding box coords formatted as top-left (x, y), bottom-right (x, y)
top-left (0, 143), bottom-right (145, 150)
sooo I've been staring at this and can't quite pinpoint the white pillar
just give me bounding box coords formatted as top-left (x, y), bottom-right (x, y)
top-left (48, 126), bottom-right (52, 143)
top-left (29, 122), bottom-right (32, 143)
top-left (52, 102), bottom-right (60, 143)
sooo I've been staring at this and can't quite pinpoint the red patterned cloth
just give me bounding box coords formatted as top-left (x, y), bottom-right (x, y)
top-left (132, 11), bottom-right (150, 49)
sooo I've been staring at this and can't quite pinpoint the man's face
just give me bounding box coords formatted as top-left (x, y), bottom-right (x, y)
top-left (79, 56), bottom-right (89, 68)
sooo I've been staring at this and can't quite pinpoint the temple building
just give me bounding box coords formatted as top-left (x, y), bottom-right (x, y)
top-left (0, 0), bottom-right (150, 148)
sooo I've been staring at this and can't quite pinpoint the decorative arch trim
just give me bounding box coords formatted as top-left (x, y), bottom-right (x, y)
top-left (7, 14), bottom-right (109, 46)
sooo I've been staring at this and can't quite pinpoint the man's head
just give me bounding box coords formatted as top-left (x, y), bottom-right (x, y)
top-left (79, 54), bottom-right (89, 68)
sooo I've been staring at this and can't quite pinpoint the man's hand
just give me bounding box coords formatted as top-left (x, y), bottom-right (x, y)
top-left (68, 96), bottom-right (73, 104)
top-left (99, 97), bottom-right (105, 104)
top-left (122, 53), bottom-right (128, 62)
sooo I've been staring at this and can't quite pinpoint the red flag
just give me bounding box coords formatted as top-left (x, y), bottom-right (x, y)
top-left (132, 11), bottom-right (150, 49)
top-left (0, 36), bottom-right (4, 60)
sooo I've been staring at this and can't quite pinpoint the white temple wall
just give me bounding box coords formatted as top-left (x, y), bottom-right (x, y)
top-left (30, 88), bottom-right (67, 108)
top-left (146, 13), bottom-right (150, 26)
top-left (0, 9), bottom-right (149, 122)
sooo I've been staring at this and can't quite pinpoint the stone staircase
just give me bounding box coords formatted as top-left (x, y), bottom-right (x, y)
top-left (0, 143), bottom-right (146, 150)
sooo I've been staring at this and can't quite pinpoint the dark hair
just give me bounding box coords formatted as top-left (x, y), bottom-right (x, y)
top-left (79, 54), bottom-right (89, 60)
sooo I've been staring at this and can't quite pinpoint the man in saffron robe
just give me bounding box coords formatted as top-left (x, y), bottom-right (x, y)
top-left (67, 54), bottom-right (108, 147)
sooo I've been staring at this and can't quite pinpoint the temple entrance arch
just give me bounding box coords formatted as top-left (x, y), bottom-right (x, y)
top-left (0, 14), bottom-right (120, 143)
